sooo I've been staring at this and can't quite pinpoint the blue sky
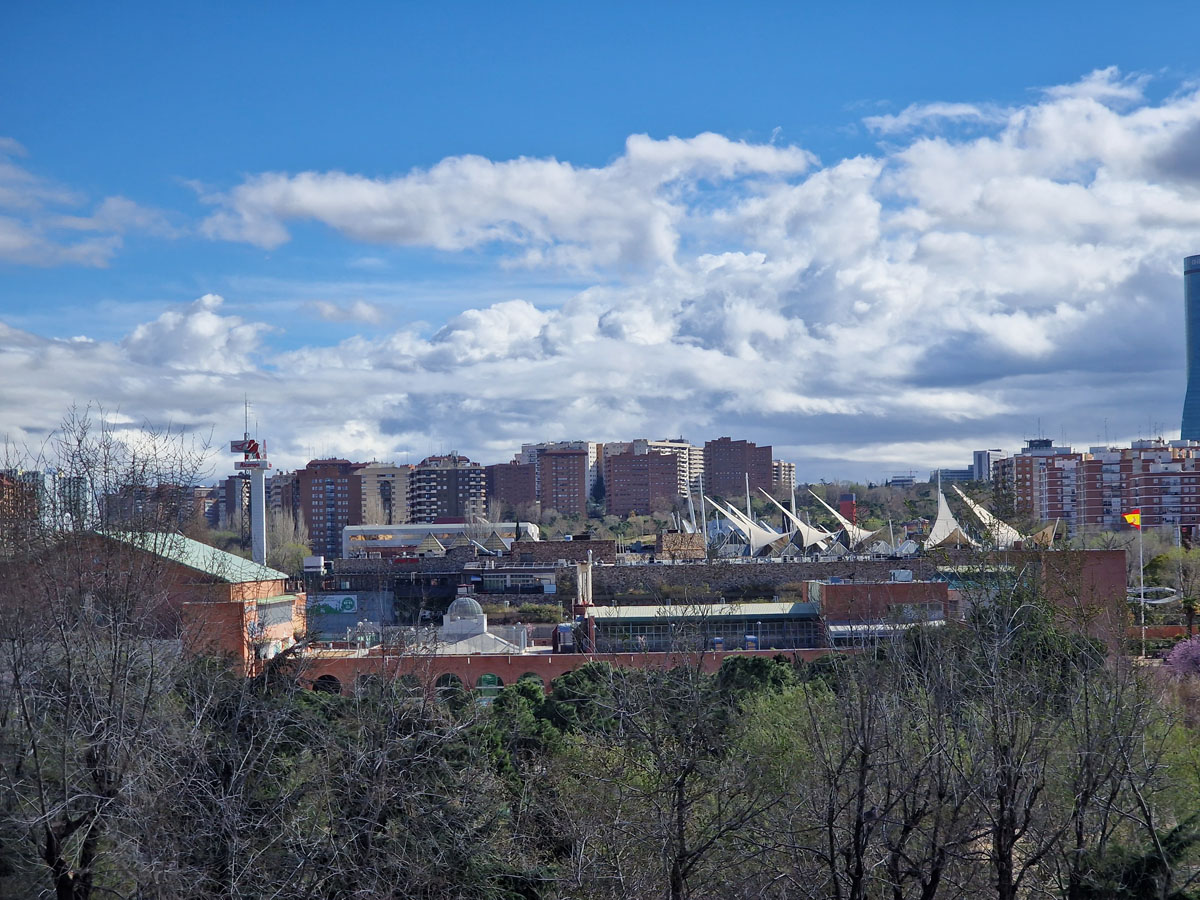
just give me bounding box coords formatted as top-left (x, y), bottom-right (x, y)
top-left (4, 2), bottom-right (1200, 480)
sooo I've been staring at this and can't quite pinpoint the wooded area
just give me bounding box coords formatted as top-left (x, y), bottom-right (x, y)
top-left (3, 412), bottom-right (1200, 898)
top-left (2, 580), bottom-right (1200, 898)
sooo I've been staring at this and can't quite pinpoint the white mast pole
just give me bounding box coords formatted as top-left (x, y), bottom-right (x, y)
top-left (1139, 523), bottom-right (1146, 658)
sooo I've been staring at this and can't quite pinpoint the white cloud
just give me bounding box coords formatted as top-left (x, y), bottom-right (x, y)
top-left (1041, 66), bottom-right (1149, 103)
top-left (199, 132), bottom-right (815, 270)
top-left (122, 294), bottom-right (270, 374)
top-left (304, 299), bottom-right (386, 324)
top-left (864, 102), bottom-right (1007, 134)
top-left (8, 69), bottom-right (1200, 481)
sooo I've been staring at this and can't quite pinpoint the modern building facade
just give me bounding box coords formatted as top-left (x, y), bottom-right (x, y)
top-left (1183, 255), bottom-right (1200, 440)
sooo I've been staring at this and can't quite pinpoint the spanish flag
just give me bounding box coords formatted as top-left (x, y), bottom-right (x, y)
top-left (1124, 509), bottom-right (1142, 529)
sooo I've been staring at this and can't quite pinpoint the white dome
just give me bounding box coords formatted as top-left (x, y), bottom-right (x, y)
top-left (446, 596), bottom-right (484, 620)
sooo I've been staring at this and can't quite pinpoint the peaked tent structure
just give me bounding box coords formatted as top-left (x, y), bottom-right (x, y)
top-left (807, 489), bottom-right (883, 549)
top-left (925, 490), bottom-right (977, 550)
top-left (757, 489), bottom-right (834, 550)
top-left (482, 531), bottom-right (509, 554)
top-left (415, 533), bottom-right (446, 556)
top-left (1029, 520), bottom-right (1058, 547)
top-left (707, 497), bottom-right (793, 556)
top-left (951, 486), bottom-right (1023, 549)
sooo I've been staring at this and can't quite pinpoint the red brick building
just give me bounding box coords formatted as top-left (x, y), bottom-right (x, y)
top-left (486, 461), bottom-right (538, 513)
top-left (704, 437), bottom-right (773, 498)
top-left (299, 459), bottom-right (367, 560)
top-left (537, 448), bottom-right (589, 517)
top-left (605, 450), bottom-right (680, 516)
top-left (994, 438), bottom-right (1200, 536)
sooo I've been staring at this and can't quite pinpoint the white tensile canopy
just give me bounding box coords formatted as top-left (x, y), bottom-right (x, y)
top-left (707, 497), bottom-right (794, 556)
top-left (757, 489), bottom-right (834, 550)
top-left (951, 485), bottom-right (1023, 549)
top-left (925, 490), bottom-right (977, 549)
top-left (808, 489), bottom-right (883, 548)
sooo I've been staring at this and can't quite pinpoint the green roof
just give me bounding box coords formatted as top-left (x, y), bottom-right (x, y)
top-left (105, 532), bottom-right (290, 583)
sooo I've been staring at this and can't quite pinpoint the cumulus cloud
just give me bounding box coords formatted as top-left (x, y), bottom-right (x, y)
top-left (0, 139), bottom-right (175, 266)
top-left (122, 294), bottom-right (270, 374)
top-left (199, 132), bottom-right (815, 270)
top-left (9, 69), bottom-right (1200, 480)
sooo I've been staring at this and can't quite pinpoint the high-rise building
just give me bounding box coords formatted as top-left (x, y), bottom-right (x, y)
top-left (704, 437), bottom-right (773, 498)
top-left (992, 438), bottom-right (1200, 536)
top-left (267, 470), bottom-right (302, 522)
top-left (408, 453), bottom-right (487, 524)
top-left (0, 468), bottom-right (93, 531)
top-left (358, 462), bottom-right (412, 525)
top-left (485, 461), bottom-right (538, 514)
top-left (537, 448), bottom-right (589, 517)
top-left (298, 459), bottom-right (366, 559)
top-left (771, 460), bottom-right (796, 496)
top-left (518, 441), bottom-right (601, 498)
top-left (972, 450), bottom-right (1000, 482)
top-left (1184, 255), bottom-right (1200, 440)
top-left (605, 450), bottom-right (680, 517)
top-left (220, 474), bottom-right (249, 530)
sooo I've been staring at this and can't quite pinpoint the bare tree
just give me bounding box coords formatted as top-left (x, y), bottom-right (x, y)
top-left (0, 408), bottom-right (209, 900)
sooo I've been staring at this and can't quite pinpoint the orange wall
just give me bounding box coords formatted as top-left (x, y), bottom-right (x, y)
top-left (301, 647), bottom-right (831, 694)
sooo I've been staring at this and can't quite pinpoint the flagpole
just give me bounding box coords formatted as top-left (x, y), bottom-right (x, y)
top-left (1140, 524), bottom-right (1146, 658)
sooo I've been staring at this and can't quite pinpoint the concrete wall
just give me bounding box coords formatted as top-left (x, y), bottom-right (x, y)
top-left (512, 539), bottom-right (617, 564)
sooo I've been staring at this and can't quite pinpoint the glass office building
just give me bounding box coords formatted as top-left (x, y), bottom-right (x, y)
top-left (1185, 256), bottom-right (1200, 440)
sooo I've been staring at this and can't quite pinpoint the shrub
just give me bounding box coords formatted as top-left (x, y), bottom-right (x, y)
top-left (1164, 636), bottom-right (1200, 677)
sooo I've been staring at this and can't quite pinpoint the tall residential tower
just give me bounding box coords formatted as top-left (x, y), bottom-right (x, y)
top-left (1183, 255), bottom-right (1200, 440)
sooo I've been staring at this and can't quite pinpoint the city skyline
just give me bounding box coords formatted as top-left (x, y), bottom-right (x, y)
top-left (4, 5), bottom-right (1200, 482)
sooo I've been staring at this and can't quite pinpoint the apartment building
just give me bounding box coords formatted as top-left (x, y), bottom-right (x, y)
top-left (518, 441), bottom-right (601, 499)
top-left (485, 461), bottom-right (538, 513)
top-left (605, 449), bottom-right (680, 517)
top-left (267, 470), bottom-right (302, 521)
top-left (993, 438), bottom-right (1200, 536)
top-left (298, 459), bottom-right (366, 559)
top-left (358, 462), bottom-right (412, 525)
top-left (704, 436), bottom-right (773, 498)
top-left (408, 453), bottom-right (486, 524)
top-left (771, 459), bottom-right (797, 496)
top-left (537, 448), bottom-right (589, 517)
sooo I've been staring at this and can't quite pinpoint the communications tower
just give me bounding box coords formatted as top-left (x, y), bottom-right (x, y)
top-left (230, 433), bottom-right (271, 565)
